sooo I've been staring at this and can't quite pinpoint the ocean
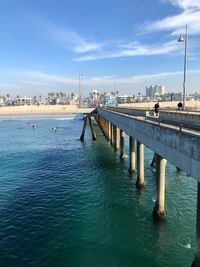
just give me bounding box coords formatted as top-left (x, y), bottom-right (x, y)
top-left (0, 114), bottom-right (197, 267)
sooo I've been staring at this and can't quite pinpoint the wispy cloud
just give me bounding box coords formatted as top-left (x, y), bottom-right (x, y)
top-left (2, 68), bottom-right (200, 87)
top-left (73, 0), bottom-right (200, 62)
top-left (163, 0), bottom-right (200, 9)
top-left (33, 17), bottom-right (103, 53)
top-left (143, 0), bottom-right (200, 35)
top-left (25, 71), bottom-right (76, 84)
top-left (74, 40), bottom-right (181, 61)
top-left (1, 68), bottom-right (200, 96)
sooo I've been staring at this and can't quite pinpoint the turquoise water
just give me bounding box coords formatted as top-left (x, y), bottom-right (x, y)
top-left (0, 114), bottom-right (197, 267)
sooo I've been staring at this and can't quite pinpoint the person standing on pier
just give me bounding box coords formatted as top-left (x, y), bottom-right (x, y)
top-left (154, 102), bottom-right (159, 116)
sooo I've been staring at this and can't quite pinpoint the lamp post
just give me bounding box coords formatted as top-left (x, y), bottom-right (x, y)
top-left (178, 24), bottom-right (188, 111)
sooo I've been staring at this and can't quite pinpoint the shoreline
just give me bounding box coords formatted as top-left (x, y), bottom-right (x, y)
top-left (0, 105), bottom-right (94, 116)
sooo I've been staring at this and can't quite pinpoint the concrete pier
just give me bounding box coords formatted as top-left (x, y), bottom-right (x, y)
top-left (153, 154), bottom-right (166, 219)
top-left (129, 136), bottom-right (136, 173)
top-left (120, 130), bottom-right (126, 159)
top-left (136, 141), bottom-right (145, 188)
top-left (192, 182), bottom-right (200, 267)
top-left (95, 106), bottom-right (200, 265)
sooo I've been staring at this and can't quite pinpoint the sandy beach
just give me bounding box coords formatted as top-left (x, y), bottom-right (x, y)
top-left (0, 105), bottom-right (94, 115)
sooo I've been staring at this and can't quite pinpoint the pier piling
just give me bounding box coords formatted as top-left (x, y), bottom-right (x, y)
top-left (150, 153), bottom-right (157, 168)
top-left (136, 141), bottom-right (145, 188)
top-left (80, 116), bottom-right (88, 141)
top-left (108, 122), bottom-right (111, 141)
top-left (120, 130), bottom-right (125, 159)
top-left (153, 154), bottom-right (166, 219)
top-left (88, 115), bottom-right (96, 141)
top-left (114, 126), bottom-right (119, 150)
top-left (129, 136), bottom-right (136, 173)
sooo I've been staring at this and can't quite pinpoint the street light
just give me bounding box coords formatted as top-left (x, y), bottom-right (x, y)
top-left (178, 24), bottom-right (188, 111)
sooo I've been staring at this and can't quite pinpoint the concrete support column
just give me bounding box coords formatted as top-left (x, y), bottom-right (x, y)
top-left (99, 115), bottom-right (102, 130)
top-left (136, 141), bottom-right (145, 188)
top-left (106, 120), bottom-right (109, 140)
top-left (129, 136), bottom-right (136, 173)
top-left (150, 153), bottom-right (157, 168)
top-left (108, 122), bottom-right (111, 141)
top-left (120, 130), bottom-right (125, 159)
top-left (110, 124), bottom-right (113, 146)
top-left (112, 125), bottom-right (116, 147)
top-left (104, 119), bottom-right (107, 138)
top-left (113, 125), bottom-right (116, 148)
top-left (114, 127), bottom-right (119, 150)
top-left (153, 154), bottom-right (166, 219)
top-left (96, 114), bottom-right (99, 123)
top-left (192, 182), bottom-right (200, 267)
top-left (102, 118), bottom-right (105, 135)
top-left (80, 116), bottom-right (88, 141)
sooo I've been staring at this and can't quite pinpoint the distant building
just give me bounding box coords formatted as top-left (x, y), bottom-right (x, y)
top-left (13, 97), bottom-right (32, 106)
top-left (117, 95), bottom-right (135, 103)
top-left (104, 96), bottom-right (117, 105)
top-left (146, 85), bottom-right (165, 97)
top-left (0, 97), bottom-right (5, 106)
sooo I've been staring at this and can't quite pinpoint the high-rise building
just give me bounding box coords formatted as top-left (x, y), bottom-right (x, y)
top-left (146, 85), bottom-right (165, 97)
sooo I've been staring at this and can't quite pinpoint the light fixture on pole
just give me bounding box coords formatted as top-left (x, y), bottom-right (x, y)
top-left (178, 24), bottom-right (188, 111)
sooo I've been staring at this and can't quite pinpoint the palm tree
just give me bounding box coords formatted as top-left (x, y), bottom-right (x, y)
top-left (56, 92), bottom-right (60, 99)
top-left (90, 92), bottom-right (94, 104)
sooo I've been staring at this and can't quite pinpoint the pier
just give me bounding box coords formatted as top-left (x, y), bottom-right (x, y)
top-left (81, 106), bottom-right (200, 266)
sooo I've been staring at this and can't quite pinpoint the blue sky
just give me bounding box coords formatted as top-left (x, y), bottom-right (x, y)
top-left (0, 0), bottom-right (200, 97)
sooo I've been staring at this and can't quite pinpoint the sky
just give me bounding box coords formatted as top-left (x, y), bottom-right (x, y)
top-left (0, 0), bottom-right (200, 97)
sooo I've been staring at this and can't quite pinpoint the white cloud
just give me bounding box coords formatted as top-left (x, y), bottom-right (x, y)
top-left (1, 68), bottom-right (200, 97)
top-left (25, 71), bottom-right (76, 84)
top-left (164, 0), bottom-right (200, 9)
top-left (34, 17), bottom-right (103, 53)
top-left (144, 0), bottom-right (200, 35)
top-left (74, 40), bottom-right (181, 61)
top-left (1, 69), bottom-right (200, 93)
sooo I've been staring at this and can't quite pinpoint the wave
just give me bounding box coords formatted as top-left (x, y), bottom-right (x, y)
top-left (0, 114), bottom-right (81, 121)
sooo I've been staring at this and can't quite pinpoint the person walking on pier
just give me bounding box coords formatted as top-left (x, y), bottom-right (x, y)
top-left (154, 102), bottom-right (159, 116)
top-left (177, 102), bottom-right (183, 110)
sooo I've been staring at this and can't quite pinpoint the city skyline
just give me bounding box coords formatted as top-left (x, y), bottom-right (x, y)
top-left (1, 0), bottom-right (200, 96)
